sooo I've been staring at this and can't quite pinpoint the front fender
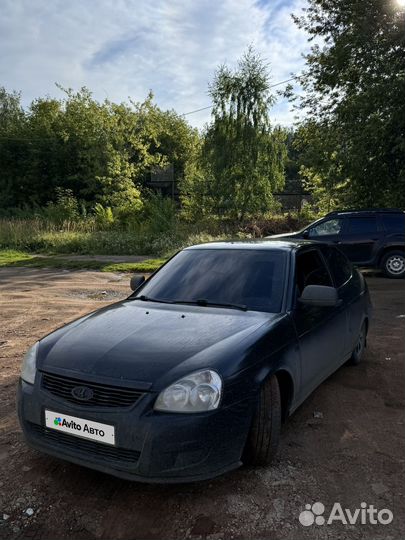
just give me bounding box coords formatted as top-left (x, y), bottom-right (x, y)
top-left (222, 315), bottom-right (300, 413)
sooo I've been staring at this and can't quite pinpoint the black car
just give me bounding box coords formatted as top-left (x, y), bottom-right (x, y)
top-left (18, 240), bottom-right (371, 483)
top-left (269, 209), bottom-right (405, 278)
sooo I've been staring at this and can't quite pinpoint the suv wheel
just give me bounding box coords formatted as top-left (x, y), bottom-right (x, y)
top-left (381, 251), bottom-right (405, 279)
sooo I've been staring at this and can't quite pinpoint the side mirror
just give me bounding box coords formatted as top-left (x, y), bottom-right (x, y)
top-left (298, 285), bottom-right (340, 307)
top-left (302, 230), bottom-right (309, 239)
top-left (130, 274), bottom-right (145, 291)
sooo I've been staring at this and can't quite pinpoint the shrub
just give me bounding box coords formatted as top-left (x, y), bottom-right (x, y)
top-left (141, 192), bottom-right (178, 234)
top-left (241, 213), bottom-right (307, 237)
top-left (44, 188), bottom-right (80, 224)
top-left (94, 203), bottom-right (114, 229)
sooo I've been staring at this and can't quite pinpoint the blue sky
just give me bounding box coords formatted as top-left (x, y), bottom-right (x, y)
top-left (0, 0), bottom-right (310, 129)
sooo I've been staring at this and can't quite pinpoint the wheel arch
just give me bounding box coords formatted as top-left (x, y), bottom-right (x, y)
top-left (378, 245), bottom-right (405, 266)
top-left (274, 369), bottom-right (295, 423)
top-left (363, 316), bottom-right (369, 346)
top-left (364, 316), bottom-right (369, 334)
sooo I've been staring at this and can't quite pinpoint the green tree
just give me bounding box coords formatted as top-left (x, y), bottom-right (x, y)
top-left (294, 122), bottom-right (349, 213)
top-left (0, 88), bottom-right (27, 207)
top-left (0, 86), bottom-right (199, 217)
top-left (0, 87), bottom-right (25, 132)
top-left (182, 48), bottom-right (286, 220)
top-left (130, 93), bottom-right (200, 188)
top-left (293, 0), bottom-right (405, 208)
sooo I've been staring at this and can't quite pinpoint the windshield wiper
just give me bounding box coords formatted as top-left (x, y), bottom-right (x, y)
top-left (131, 295), bottom-right (174, 304)
top-left (171, 299), bottom-right (248, 311)
top-left (131, 295), bottom-right (248, 311)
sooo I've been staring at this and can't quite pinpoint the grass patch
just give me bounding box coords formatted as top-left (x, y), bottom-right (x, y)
top-left (0, 250), bottom-right (35, 266)
top-left (102, 259), bottom-right (167, 273)
top-left (0, 250), bottom-right (166, 273)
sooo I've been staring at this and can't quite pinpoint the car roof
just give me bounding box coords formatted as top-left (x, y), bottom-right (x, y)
top-left (184, 238), bottom-right (324, 252)
top-left (325, 208), bottom-right (404, 218)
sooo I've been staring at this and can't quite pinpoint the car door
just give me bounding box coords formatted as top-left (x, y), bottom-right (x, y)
top-left (307, 217), bottom-right (344, 244)
top-left (321, 245), bottom-right (361, 356)
top-left (291, 248), bottom-right (348, 402)
top-left (337, 215), bottom-right (382, 264)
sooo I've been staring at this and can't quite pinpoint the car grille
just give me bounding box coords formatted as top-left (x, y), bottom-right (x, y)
top-left (29, 423), bottom-right (141, 464)
top-left (41, 372), bottom-right (145, 408)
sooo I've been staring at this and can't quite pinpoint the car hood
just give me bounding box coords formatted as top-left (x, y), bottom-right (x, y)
top-left (38, 300), bottom-right (281, 388)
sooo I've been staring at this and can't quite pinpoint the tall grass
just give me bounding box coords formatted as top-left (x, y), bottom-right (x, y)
top-left (0, 212), bottom-right (307, 256)
top-left (0, 219), bottom-right (162, 255)
top-left (0, 218), bottom-right (223, 256)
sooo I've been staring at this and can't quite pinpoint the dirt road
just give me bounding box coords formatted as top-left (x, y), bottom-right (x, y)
top-left (0, 268), bottom-right (404, 540)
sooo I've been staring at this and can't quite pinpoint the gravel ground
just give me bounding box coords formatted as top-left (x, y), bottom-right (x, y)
top-left (0, 268), bottom-right (404, 540)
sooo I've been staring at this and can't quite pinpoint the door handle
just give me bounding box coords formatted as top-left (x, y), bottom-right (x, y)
top-left (333, 241), bottom-right (342, 244)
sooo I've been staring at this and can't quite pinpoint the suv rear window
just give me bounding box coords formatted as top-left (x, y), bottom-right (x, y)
top-left (381, 214), bottom-right (405, 233)
top-left (347, 217), bottom-right (378, 234)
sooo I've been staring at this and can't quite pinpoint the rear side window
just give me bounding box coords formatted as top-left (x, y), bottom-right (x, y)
top-left (295, 250), bottom-right (333, 295)
top-left (347, 217), bottom-right (378, 234)
top-left (323, 247), bottom-right (352, 287)
top-left (381, 214), bottom-right (405, 233)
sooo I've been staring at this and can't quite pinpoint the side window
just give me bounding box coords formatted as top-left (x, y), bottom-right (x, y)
top-left (324, 246), bottom-right (352, 287)
top-left (382, 214), bottom-right (405, 233)
top-left (295, 250), bottom-right (333, 295)
top-left (308, 218), bottom-right (343, 237)
top-left (347, 217), bottom-right (377, 234)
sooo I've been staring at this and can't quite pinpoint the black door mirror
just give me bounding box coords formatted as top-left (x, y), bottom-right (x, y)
top-left (130, 274), bottom-right (145, 291)
top-left (302, 229), bottom-right (309, 239)
top-left (298, 285), bottom-right (340, 307)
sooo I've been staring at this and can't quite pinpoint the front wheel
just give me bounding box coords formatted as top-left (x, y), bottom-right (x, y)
top-left (381, 251), bottom-right (405, 279)
top-left (244, 375), bottom-right (281, 466)
top-left (348, 321), bottom-right (367, 365)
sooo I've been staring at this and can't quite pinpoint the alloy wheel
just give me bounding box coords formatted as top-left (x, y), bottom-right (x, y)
top-left (386, 255), bottom-right (405, 276)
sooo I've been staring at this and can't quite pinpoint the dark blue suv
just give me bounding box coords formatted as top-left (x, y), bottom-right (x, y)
top-left (270, 209), bottom-right (405, 278)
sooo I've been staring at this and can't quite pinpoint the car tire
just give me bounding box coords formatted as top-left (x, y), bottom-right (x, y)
top-left (381, 250), bottom-right (405, 279)
top-left (244, 374), bottom-right (281, 466)
top-left (348, 321), bottom-right (367, 365)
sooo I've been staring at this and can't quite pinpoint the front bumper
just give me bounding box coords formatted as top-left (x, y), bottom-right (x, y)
top-left (17, 377), bottom-right (252, 483)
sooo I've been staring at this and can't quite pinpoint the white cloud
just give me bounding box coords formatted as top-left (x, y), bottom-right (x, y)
top-left (0, 0), bottom-right (310, 129)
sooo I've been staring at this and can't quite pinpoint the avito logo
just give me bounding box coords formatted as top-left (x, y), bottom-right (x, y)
top-left (299, 501), bottom-right (393, 526)
top-left (53, 416), bottom-right (82, 431)
top-left (52, 416), bottom-right (105, 437)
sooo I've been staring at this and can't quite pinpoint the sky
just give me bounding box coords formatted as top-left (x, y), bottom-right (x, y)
top-left (0, 0), bottom-right (310, 130)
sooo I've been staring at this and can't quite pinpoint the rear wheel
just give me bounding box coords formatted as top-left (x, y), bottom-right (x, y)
top-left (348, 321), bottom-right (366, 365)
top-left (244, 375), bottom-right (281, 466)
top-left (381, 251), bottom-right (405, 279)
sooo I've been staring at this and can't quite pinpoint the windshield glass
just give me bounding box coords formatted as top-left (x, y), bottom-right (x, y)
top-left (135, 248), bottom-right (287, 313)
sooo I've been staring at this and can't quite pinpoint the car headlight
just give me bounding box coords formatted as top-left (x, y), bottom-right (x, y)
top-left (154, 370), bottom-right (222, 413)
top-left (21, 342), bottom-right (39, 384)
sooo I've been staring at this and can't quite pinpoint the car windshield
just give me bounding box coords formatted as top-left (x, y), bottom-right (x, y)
top-left (134, 248), bottom-right (287, 313)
